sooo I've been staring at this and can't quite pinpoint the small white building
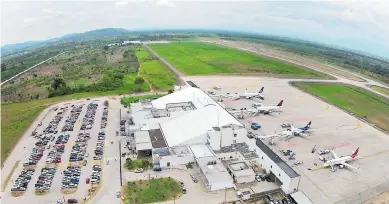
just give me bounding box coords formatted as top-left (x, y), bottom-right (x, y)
top-left (190, 144), bottom-right (235, 191)
top-left (227, 161), bottom-right (256, 184)
top-left (255, 139), bottom-right (300, 194)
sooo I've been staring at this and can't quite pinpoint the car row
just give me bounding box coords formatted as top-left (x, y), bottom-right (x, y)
top-left (61, 166), bottom-right (82, 189)
top-left (101, 105), bottom-right (108, 129)
top-left (55, 134), bottom-right (70, 144)
top-left (35, 135), bottom-right (54, 147)
top-left (11, 169), bottom-right (35, 192)
top-left (120, 120), bottom-right (126, 136)
top-left (44, 113), bottom-right (63, 134)
top-left (45, 144), bottom-right (65, 164)
top-left (35, 167), bottom-right (57, 192)
top-left (80, 103), bottom-right (98, 131)
top-left (76, 132), bottom-right (90, 143)
top-left (62, 105), bottom-right (83, 132)
top-left (24, 146), bottom-right (45, 166)
top-left (69, 143), bottom-right (87, 162)
top-left (90, 165), bottom-right (102, 184)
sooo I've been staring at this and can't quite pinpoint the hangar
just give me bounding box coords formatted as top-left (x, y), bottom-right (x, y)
top-left (128, 85), bottom-right (300, 194)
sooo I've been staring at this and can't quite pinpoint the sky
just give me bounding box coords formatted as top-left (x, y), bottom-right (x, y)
top-left (1, 0), bottom-right (389, 58)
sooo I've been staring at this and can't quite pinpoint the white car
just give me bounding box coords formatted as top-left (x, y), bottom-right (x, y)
top-left (134, 168), bottom-right (144, 173)
top-left (318, 149), bottom-right (330, 155)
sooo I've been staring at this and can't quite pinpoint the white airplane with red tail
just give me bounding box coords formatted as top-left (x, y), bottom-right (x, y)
top-left (323, 147), bottom-right (360, 172)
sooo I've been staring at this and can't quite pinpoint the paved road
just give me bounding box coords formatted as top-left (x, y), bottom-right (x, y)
top-left (1, 52), bottom-right (66, 85)
top-left (202, 40), bottom-right (389, 100)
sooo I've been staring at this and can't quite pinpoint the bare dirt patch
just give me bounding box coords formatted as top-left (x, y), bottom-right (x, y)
top-left (106, 48), bottom-right (125, 63)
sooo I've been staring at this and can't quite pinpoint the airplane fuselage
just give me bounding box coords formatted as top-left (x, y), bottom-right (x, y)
top-left (324, 156), bottom-right (353, 167)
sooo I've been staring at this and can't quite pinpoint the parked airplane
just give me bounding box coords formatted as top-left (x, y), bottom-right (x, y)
top-left (257, 121), bottom-right (312, 144)
top-left (323, 148), bottom-right (359, 172)
top-left (249, 100), bottom-right (283, 115)
top-left (240, 87), bottom-right (265, 100)
top-left (287, 121), bottom-right (312, 135)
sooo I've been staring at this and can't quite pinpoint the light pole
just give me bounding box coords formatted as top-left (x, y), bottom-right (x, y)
top-left (224, 187), bottom-right (227, 204)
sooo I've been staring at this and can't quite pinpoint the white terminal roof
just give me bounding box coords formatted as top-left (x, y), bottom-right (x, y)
top-left (134, 131), bottom-right (152, 150)
top-left (190, 144), bottom-right (214, 158)
top-left (152, 87), bottom-right (242, 147)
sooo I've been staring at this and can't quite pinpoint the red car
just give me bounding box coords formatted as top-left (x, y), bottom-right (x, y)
top-left (86, 178), bottom-right (90, 184)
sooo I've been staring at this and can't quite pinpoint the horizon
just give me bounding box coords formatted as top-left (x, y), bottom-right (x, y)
top-left (2, 1), bottom-right (389, 58)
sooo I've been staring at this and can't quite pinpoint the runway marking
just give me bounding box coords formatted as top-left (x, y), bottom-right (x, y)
top-left (232, 82), bottom-right (237, 88)
top-left (356, 121), bottom-right (361, 128)
top-left (299, 95), bottom-right (305, 98)
top-left (323, 105), bottom-right (329, 111)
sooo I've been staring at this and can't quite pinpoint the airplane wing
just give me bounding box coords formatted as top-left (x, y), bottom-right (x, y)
top-left (331, 150), bottom-right (340, 159)
top-left (341, 162), bottom-right (360, 171)
top-left (256, 134), bottom-right (279, 139)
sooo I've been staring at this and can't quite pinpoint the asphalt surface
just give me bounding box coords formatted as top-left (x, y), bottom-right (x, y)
top-left (189, 76), bottom-right (389, 204)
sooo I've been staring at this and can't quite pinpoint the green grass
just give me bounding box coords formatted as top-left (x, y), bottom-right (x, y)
top-left (69, 77), bottom-right (89, 87)
top-left (149, 42), bottom-right (329, 78)
top-left (120, 94), bottom-right (165, 106)
top-left (293, 82), bottom-right (389, 132)
top-left (135, 47), bottom-right (176, 90)
top-left (370, 85), bottom-right (389, 97)
top-left (122, 177), bottom-right (181, 204)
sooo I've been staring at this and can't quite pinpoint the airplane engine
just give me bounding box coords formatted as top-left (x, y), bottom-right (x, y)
top-left (339, 165), bottom-right (345, 169)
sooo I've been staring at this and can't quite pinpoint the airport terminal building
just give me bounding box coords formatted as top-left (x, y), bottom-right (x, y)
top-left (127, 85), bottom-right (300, 193)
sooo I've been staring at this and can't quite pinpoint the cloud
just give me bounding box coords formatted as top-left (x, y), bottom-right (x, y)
top-left (156, 0), bottom-right (175, 7)
top-left (115, 1), bottom-right (129, 7)
top-left (41, 8), bottom-right (64, 18)
top-left (23, 17), bottom-right (36, 23)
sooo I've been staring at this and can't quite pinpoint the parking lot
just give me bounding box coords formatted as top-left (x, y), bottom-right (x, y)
top-left (187, 76), bottom-right (389, 204)
top-left (1, 97), bottom-right (120, 204)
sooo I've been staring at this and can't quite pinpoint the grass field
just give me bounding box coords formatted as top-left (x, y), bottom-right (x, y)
top-left (135, 46), bottom-right (176, 90)
top-left (370, 85), bottom-right (389, 97)
top-left (122, 177), bottom-right (181, 204)
top-left (293, 82), bottom-right (389, 132)
top-left (149, 42), bottom-right (329, 78)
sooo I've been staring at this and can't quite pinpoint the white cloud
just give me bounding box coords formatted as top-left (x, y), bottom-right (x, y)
top-left (23, 17), bottom-right (36, 23)
top-left (115, 1), bottom-right (129, 7)
top-left (41, 8), bottom-right (63, 15)
top-left (156, 0), bottom-right (175, 7)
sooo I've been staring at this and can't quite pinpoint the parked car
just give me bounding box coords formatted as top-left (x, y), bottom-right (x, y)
top-left (190, 175), bottom-right (198, 183)
top-left (251, 122), bottom-right (261, 130)
top-left (134, 168), bottom-right (144, 173)
top-left (68, 198), bottom-right (78, 203)
top-left (153, 167), bottom-right (162, 172)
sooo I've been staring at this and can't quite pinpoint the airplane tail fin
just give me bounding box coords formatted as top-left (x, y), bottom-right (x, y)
top-left (304, 121), bottom-right (312, 129)
top-left (245, 88), bottom-right (247, 94)
top-left (351, 147), bottom-right (359, 158)
top-left (277, 100), bottom-right (284, 107)
top-left (259, 87), bottom-right (264, 93)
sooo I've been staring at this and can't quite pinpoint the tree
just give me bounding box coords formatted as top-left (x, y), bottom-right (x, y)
top-left (1, 63), bottom-right (6, 72)
top-left (141, 159), bottom-right (151, 169)
top-left (51, 78), bottom-right (66, 90)
top-left (103, 45), bottom-right (109, 51)
top-left (168, 90), bottom-right (173, 94)
top-left (135, 77), bottom-right (144, 84)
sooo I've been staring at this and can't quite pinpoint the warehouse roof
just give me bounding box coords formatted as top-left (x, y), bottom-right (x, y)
top-left (135, 131), bottom-right (152, 150)
top-left (256, 139), bottom-right (300, 178)
top-left (160, 105), bottom-right (241, 147)
top-left (152, 87), bottom-right (219, 109)
top-left (190, 144), bottom-right (214, 158)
